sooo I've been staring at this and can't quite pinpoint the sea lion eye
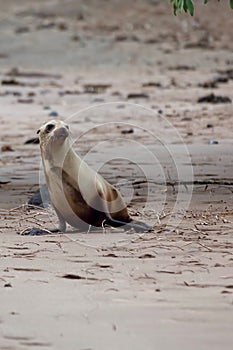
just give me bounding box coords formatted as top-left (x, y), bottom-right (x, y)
top-left (45, 124), bottom-right (55, 133)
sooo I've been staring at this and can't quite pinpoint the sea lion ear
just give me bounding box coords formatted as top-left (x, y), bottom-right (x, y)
top-left (36, 129), bottom-right (40, 135)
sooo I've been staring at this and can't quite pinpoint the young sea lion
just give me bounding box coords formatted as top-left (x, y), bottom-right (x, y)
top-left (26, 120), bottom-right (151, 235)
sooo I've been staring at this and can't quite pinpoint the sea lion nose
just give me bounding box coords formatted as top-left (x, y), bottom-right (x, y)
top-left (55, 127), bottom-right (68, 138)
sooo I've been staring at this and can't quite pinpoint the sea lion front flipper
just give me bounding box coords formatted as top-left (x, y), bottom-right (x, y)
top-left (19, 228), bottom-right (62, 236)
top-left (20, 205), bottom-right (67, 236)
top-left (54, 207), bottom-right (67, 232)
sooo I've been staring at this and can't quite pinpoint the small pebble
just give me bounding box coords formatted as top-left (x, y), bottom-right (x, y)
top-left (28, 91), bottom-right (35, 97)
top-left (1, 145), bottom-right (14, 152)
top-left (71, 34), bottom-right (80, 41)
top-left (49, 111), bottom-right (58, 117)
top-left (127, 93), bottom-right (149, 99)
top-left (18, 98), bottom-right (34, 104)
top-left (121, 128), bottom-right (134, 134)
top-left (57, 22), bottom-right (67, 31)
top-left (4, 283), bottom-right (12, 288)
top-left (181, 117), bottom-right (192, 121)
top-left (15, 26), bottom-right (30, 34)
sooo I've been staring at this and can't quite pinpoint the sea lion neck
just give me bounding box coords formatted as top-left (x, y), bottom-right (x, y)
top-left (42, 136), bottom-right (77, 168)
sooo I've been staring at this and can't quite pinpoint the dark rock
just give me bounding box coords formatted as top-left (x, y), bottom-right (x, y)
top-left (169, 65), bottom-right (196, 71)
top-left (57, 22), bottom-right (68, 31)
top-left (28, 185), bottom-right (51, 208)
top-left (213, 75), bottom-right (229, 83)
top-left (15, 26), bottom-right (30, 34)
top-left (49, 111), bottom-right (58, 117)
top-left (62, 274), bottom-right (83, 280)
top-left (121, 128), bottom-right (134, 134)
top-left (28, 92), bottom-right (36, 97)
top-left (199, 74), bottom-right (229, 89)
top-left (4, 283), bottom-right (12, 288)
top-left (1, 79), bottom-right (24, 86)
top-left (198, 81), bottom-right (218, 89)
top-left (181, 117), bottom-right (192, 122)
top-left (1, 145), bottom-right (14, 152)
top-left (83, 84), bottom-right (112, 94)
top-left (17, 98), bottom-right (34, 103)
top-left (76, 12), bottom-right (84, 21)
top-left (127, 93), bottom-right (149, 99)
top-left (0, 181), bottom-right (11, 185)
top-left (111, 91), bottom-right (122, 96)
top-left (71, 34), bottom-right (80, 41)
top-left (59, 90), bottom-right (81, 96)
top-left (208, 140), bottom-right (219, 145)
top-left (198, 93), bottom-right (231, 104)
top-left (142, 82), bottom-right (161, 88)
top-left (114, 34), bottom-right (140, 42)
top-left (114, 34), bottom-right (128, 42)
top-left (144, 38), bottom-right (159, 44)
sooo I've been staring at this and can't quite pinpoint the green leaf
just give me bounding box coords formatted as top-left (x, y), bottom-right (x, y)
top-left (170, 0), bottom-right (233, 15)
top-left (183, 1), bottom-right (188, 12)
top-left (186, 0), bottom-right (194, 16)
top-left (179, 0), bottom-right (184, 14)
top-left (173, 0), bottom-right (178, 15)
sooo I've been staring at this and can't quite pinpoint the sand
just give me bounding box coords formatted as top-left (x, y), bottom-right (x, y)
top-left (0, 1), bottom-right (233, 349)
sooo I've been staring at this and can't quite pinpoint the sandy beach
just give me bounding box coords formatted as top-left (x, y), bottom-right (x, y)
top-left (0, 1), bottom-right (233, 349)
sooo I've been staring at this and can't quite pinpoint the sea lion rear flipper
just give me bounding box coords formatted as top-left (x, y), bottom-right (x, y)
top-left (106, 217), bottom-right (152, 232)
top-left (96, 181), bottom-right (152, 232)
top-left (124, 220), bottom-right (153, 232)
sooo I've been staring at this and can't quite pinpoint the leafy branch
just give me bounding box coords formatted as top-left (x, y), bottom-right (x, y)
top-left (170, 0), bottom-right (233, 16)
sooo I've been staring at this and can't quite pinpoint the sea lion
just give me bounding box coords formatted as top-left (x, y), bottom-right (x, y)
top-left (26, 120), bottom-right (151, 235)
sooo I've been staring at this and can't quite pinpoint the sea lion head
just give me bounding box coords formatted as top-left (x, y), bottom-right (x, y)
top-left (37, 120), bottom-right (70, 160)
